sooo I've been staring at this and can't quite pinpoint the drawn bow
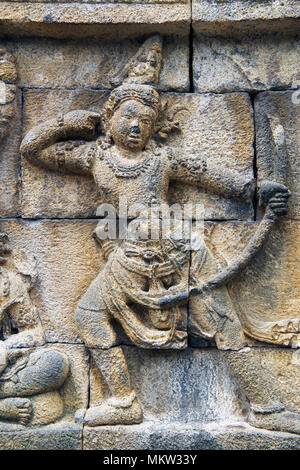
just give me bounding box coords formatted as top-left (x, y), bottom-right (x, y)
top-left (159, 109), bottom-right (290, 307)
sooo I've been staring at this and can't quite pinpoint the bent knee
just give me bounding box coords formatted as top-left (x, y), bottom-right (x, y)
top-left (29, 350), bottom-right (70, 389)
top-left (75, 306), bottom-right (117, 349)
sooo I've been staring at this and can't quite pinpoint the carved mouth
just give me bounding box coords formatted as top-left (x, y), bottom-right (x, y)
top-left (128, 135), bottom-right (141, 142)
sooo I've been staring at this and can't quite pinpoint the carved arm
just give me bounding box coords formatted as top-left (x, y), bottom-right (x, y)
top-left (20, 110), bottom-right (101, 175)
top-left (168, 151), bottom-right (255, 201)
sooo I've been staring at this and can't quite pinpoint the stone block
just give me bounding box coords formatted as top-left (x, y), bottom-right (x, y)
top-left (83, 421), bottom-right (300, 450)
top-left (166, 92), bottom-right (254, 220)
top-left (193, 34), bottom-right (300, 93)
top-left (254, 91), bottom-right (300, 220)
top-left (192, 1), bottom-right (300, 35)
top-left (4, 35), bottom-right (189, 92)
top-left (0, 422), bottom-right (82, 450)
top-left (0, 1), bottom-right (191, 38)
top-left (195, 220), bottom-right (300, 347)
top-left (0, 219), bottom-right (104, 343)
top-left (90, 346), bottom-right (244, 423)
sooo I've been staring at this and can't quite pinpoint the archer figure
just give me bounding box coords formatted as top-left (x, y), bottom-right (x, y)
top-left (21, 35), bottom-right (291, 429)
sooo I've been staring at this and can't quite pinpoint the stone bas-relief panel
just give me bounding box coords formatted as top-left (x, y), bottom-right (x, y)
top-left (18, 34), bottom-right (293, 433)
top-left (193, 34), bottom-right (300, 93)
top-left (255, 91), bottom-right (300, 220)
top-left (4, 36), bottom-right (189, 92)
top-left (22, 90), bottom-right (254, 219)
top-left (0, 31), bottom-right (298, 448)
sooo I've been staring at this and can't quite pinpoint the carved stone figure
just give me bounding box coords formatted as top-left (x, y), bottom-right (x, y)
top-left (20, 35), bottom-right (293, 430)
top-left (0, 233), bottom-right (69, 426)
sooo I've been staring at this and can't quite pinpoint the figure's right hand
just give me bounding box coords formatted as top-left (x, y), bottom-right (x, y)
top-left (64, 110), bottom-right (102, 139)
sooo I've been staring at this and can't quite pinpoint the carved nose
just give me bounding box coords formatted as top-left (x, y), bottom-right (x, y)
top-left (130, 126), bottom-right (140, 134)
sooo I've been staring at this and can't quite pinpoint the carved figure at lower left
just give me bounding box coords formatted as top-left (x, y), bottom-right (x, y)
top-left (0, 232), bottom-right (69, 426)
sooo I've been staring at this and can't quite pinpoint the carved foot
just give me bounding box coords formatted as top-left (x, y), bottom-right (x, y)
top-left (0, 397), bottom-right (32, 425)
top-left (84, 398), bottom-right (143, 426)
top-left (248, 408), bottom-right (300, 435)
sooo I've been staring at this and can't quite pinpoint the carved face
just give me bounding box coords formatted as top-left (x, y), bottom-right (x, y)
top-left (109, 99), bottom-right (157, 152)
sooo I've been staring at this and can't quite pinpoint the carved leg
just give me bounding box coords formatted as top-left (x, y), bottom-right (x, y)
top-left (0, 349), bottom-right (69, 398)
top-left (222, 350), bottom-right (300, 435)
top-left (0, 350), bottom-right (69, 425)
top-left (84, 347), bottom-right (142, 426)
top-left (75, 276), bottom-right (142, 426)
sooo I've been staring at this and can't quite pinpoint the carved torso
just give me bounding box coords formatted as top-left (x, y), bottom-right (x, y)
top-left (93, 144), bottom-right (171, 212)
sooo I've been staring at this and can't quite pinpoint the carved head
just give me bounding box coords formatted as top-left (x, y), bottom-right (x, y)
top-left (103, 35), bottom-right (163, 151)
top-left (103, 84), bottom-right (161, 151)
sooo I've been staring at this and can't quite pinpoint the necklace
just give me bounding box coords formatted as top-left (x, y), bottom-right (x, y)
top-left (99, 146), bottom-right (153, 179)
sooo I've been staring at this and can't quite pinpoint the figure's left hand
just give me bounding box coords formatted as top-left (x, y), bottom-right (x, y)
top-left (259, 180), bottom-right (291, 217)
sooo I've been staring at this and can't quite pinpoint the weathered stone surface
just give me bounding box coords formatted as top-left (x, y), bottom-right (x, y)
top-left (90, 346), bottom-right (245, 423)
top-left (4, 36), bottom-right (189, 92)
top-left (83, 421), bottom-right (300, 450)
top-left (87, 345), bottom-right (300, 448)
top-left (0, 422), bottom-right (82, 450)
top-left (193, 34), bottom-right (300, 93)
top-left (255, 91), bottom-right (300, 220)
top-left (224, 347), bottom-right (300, 421)
top-left (192, 1), bottom-right (300, 35)
top-left (0, 219), bottom-right (103, 343)
top-left (197, 220), bottom-right (300, 346)
top-left (0, 2), bottom-right (191, 38)
top-left (166, 92), bottom-right (254, 220)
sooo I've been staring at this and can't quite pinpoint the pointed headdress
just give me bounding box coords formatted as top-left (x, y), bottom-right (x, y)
top-left (104, 35), bottom-right (163, 122)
